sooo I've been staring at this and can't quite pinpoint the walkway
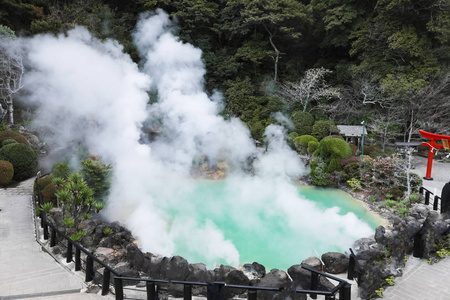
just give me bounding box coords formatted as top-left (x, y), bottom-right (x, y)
top-left (0, 178), bottom-right (99, 299)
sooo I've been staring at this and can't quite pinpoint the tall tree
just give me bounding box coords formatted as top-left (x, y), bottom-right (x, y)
top-left (0, 26), bottom-right (24, 124)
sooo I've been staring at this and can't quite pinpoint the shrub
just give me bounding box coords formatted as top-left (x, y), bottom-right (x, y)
top-left (343, 162), bottom-right (360, 179)
top-left (316, 138), bottom-right (352, 173)
top-left (310, 159), bottom-right (329, 186)
top-left (0, 143), bottom-right (38, 180)
top-left (37, 176), bottom-right (52, 191)
top-left (349, 143), bottom-right (358, 155)
top-left (311, 120), bottom-right (338, 140)
top-left (51, 162), bottom-right (70, 180)
top-left (0, 130), bottom-right (29, 147)
top-left (290, 111), bottom-right (314, 136)
top-left (307, 140), bottom-right (319, 153)
top-left (2, 139), bottom-right (18, 147)
top-left (41, 183), bottom-right (57, 204)
top-left (340, 156), bottom-right (360, 166)
top-left (0, 160), bottom-right (14, 186)
top-left (364, 144), bottom-right (383, 157)
top-left (81, 158), bottom-right (112, 201)
top-left (293, 135), bottom-right (318, 154)
top-left (347, 178), bottom-right (362, 191)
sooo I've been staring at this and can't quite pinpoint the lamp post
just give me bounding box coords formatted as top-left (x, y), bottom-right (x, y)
top-left (361, 120), bottom-right (365, 156)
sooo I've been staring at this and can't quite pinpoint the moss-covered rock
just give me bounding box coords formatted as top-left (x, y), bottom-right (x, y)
top-left (0, 143), bottom-right (38, 180)
top-left (0, 160), bottom-right (14, 186)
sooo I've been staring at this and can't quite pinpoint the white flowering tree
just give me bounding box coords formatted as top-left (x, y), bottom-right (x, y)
top-left (0, 25), bottom-right (24, 124)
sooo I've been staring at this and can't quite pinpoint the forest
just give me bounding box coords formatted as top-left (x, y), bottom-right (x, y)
top-left (1, 0), bottom-right (449, 142)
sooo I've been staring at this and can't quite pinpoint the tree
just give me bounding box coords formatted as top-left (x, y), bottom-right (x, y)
top-left (0, 29), bottom-right (24, 124)
top-left (227, 0), bottom-right (310, 81)
top-left (279, 68), bottom-right (340, 112)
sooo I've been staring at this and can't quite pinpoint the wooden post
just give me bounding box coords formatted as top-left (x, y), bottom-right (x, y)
top-left (50, 229), bottom-right (56, 247)
top-left (339, 283), bottom-right (351, 300)
top-left (147, 282), bottom-right (156, 300)
top-left (310, 272), bottom-right (318, 299)
top-left (248, 290), bottom-right (257, 300)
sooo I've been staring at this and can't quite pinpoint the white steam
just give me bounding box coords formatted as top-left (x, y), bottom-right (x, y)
top-left (21, 10), bottom-right (374, 269)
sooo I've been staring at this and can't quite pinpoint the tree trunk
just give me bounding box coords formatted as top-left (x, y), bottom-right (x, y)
top-left (6, 95), bottom-right (13, 125)
top-left (265, 25), bottom-right (280, 82)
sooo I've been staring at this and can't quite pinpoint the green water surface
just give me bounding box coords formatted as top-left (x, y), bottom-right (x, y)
top-left (163, 180), bottom-right (382, 270)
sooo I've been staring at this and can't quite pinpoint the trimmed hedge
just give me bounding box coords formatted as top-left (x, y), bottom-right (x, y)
top-left (0, 160), bottom-right (14, 186)
top-left (0, 130), bottom-right (29, 147)
top-left (293, 135), bottom-right (318, 154)
top-left (316, 137), bottom-right (352, 173)
top-left (311, 120), bottom-right (339, 140)
top-left (2, 139), bottom-right (18, 147)
top-left (0, 143), bottom-right (38, 180)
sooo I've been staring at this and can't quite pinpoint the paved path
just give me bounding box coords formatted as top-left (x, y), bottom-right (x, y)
top-left (0, 178), bottom-right (97, 299)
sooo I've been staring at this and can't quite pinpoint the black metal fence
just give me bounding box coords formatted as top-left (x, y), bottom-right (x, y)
top-left (35, 176), bottom-right (353, 300)
top-left (419, 187), bottom-right (441, 212)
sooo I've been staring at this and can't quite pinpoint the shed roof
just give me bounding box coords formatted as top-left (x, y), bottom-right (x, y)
top-left (337, 125), bottom-right (367, 137)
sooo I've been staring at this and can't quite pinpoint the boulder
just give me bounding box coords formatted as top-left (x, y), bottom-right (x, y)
top-left (288, 264), bottom-right (334, 292)
top-left (223, 269), bottom-right (250, 299)
top-left (187, 263), bottom-right (209, 295)
top-left (321, 252), bottom-right (349, 274)
top-left (160, 256), bottom-right (190, 281)
top-left (301, 257), bottom-right (323, 271)
top-left (114, 262), bottom-right (140, 286)
top-left (126, 243), bottom-right (145, 270)
top-left (214, 264), bottom-right (236, 281)
top-left (258, 269), bottom-right (301, 300)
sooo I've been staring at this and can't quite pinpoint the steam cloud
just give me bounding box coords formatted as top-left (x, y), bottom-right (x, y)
top-left (22, 10), bottom-right (374, 268)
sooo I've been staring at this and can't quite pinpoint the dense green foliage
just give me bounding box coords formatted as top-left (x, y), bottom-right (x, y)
top-left (316, 137), bottom-right (352, 173)
top-left (0, 0), bottom-right (447, 141)
top-left (80, 158), bottom-right (112, 201)
top-left (0, 143), bottom-right (37, 180)
top-left (293, 135), bottom-right (318, 154)
top-left (0, 160), bottom-right (13, 186)
top-left (290, 111), bottom-right (314, 136)
top-left (51, 162), bottom-right (70, 180)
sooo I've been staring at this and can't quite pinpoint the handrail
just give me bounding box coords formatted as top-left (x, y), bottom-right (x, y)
top-left (419, 186), bottom-right (441, 212)
top-left (35, 175), bottom-right (352, 300)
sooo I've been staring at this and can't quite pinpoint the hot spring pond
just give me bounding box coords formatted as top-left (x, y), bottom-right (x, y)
top-left (153, 179), bottom-right (383, 271)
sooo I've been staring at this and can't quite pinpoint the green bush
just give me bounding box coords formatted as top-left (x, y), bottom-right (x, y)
top-left (290, 111), bottom-right (314, 136)
top-left (310, 159), bottom-right (329, 186)
top-left (51, 162), bottom-right (70, 180)
top-left (293, 135), bottom-right (318, 154)
top-left (81, 158), bottom-right (112, 201)
top-left (343, 162), bottom-right (360, 179)
top-left (307, 140), bottom-right (319, 153)
top-left (0, 160), bottom-right (14, 186)
top-left (311, 120), bottom-right (338, 140)
top-left (0, 143), bottom-right (38, 180)
top-left (41, 183), bottom-right (57, 204)
top-left (0, 130), bottom-right (29, 147)
top-left (2, 139), bottom-right (18, 147)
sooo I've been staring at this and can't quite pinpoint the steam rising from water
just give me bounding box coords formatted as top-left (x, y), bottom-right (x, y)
top-left (22, 10), bottom-right (374, 268)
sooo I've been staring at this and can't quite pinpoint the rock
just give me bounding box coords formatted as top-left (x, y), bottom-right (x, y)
top-left (402, 220), bottom-right (422, 239)
top-left (214, 264), bottom-right (236, 281)
top-left (187, 263), bottom-right (209, 296)
top-left (115, 262), bottom-right (140, 286)
top-left (126, 243), bottom-right (145, 270)
top-left (258, 269), bottom-right (301, 300)
top-left (148, 255), bottom-right (164, 279)
top-left (243, 262), bottom-right (266, 283)
top-left (95, 247), bottom-right (114, 257)
top-left (160, 256), bottom-right (190, 281)
top-left (223, 269), bottom-right (250, 299)
top-left (321, 252), bottom-right (349, 274)
top-left (301, 257), bottom-right (323, 271)
top-left (98, 236), bottom-right (114, 248)
top-left (288, 264), bottom-right (334, 292)
top-left (375, 226), bottom-right (388, 244)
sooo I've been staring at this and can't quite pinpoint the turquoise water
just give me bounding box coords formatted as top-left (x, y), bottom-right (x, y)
top-left (161, 179), bottom-right (382, 270)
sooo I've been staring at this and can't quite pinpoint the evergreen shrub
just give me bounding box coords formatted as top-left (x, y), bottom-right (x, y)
top-left (42, 183), bottom-right (57, 204)
top-left (293, 135), bottom-right (318, 154)
top-left (0, 143), bottom-right (38, 180)
top-left (311, 120), bottom-right (338, 140)
top-left (0, 160), bottom-right (14, 186)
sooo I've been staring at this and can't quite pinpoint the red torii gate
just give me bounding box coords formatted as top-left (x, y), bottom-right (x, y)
top-left (419, 130), bottom-right (450, 180)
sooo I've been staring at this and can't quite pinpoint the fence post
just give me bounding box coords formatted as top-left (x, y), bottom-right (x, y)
top-left (43, 215), bottom-right (49, 240)
top-left (183, 284), bottom-right (192, 300)
top-left (339, 283), bottom-right (351, 300)
top-left (310, 272), bottom-right (318, 299)
top-left (325, 295), bottom-right (335, 300)
top-left (75, 248), bottom-right (81, 271)
top-left (66, 240), bottom-right (72, 263)
top-left (50, 228), bottom-right (56, 247)
top-left (114, 277), bottom-right (124, 300)
top-left (102, 269), bottom-right (110, 295)
top-left (248, 290), bottom-right (257, 300)
top-left (348, 255), bottom-right (355, 280)
top-left (434, 195), bottom-right (440, 211)
top-left (86, 256), bottom-right (94, 282)
top-left (147, 282), bottom-right (156, 300)
top-left (425, 191), bottom-right (430, 205)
